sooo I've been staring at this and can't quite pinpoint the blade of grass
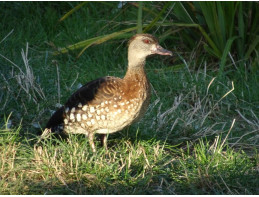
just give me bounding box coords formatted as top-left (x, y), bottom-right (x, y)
top-left (237, 2), bottom-right (245, 58)
top-left (0, 29), bottom-right (14, 44)
top-left (219, 119), bottom-right (236, 150)
top-left (173, 2), bottom-right (195, 23)
top-left (245, 35), bottom-right (259, 59)
top-left (179, 2), bottom-right (195, 23)
top-left (59, 2), bottom-right (88, 22)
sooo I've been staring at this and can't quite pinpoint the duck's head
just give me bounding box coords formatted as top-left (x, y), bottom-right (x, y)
top-left (128, 34), bottom-right (172, 63)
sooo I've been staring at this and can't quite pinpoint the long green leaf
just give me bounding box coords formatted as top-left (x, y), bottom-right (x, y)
top-left (53, 25), bottom-right (148, 57)
top-left (227, 2), bottom-right (238, 38)
top-left (137, 2), bottom-right (143, 33)
top-left (237, 2), bottom-right (245, 58)
top-left (53, 36), bottom-right (103, 55)
top-left (217, 2), bottom-right (226, 45)
top-left (143, 2), bottom-right (171, 33)
top-left (218, 36), bottom-right (238, 77)
top-left (174, 2), bottom-right (195, 23)
top-left (130, 2), bottom-right (158, 17)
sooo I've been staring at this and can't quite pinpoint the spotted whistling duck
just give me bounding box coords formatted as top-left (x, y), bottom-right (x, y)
top-left (42, 34), bottom-right (172, 152)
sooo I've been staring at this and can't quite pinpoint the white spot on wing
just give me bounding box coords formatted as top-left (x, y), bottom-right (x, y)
top-left (82, 114), bottom-right (87, 120)
top-left (70, 113), bottom-right (75, 120)
top-left (82, 105), bottom-right (88, 111)
top-left (64, 118), bottom-right (68, 124)
top-left (90, 107), bottom-right (95, 113)
top-left (76, 114), bottom-right (81, 122)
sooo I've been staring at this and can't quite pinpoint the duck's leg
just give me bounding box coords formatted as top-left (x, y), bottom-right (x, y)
top-left (88, 133), bottom-right (96, 152)
top-left (101, 134), bottom-right (108, 150)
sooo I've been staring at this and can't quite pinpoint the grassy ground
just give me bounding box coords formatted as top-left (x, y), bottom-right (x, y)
top-left (0, 2), bottom-right (258, 194)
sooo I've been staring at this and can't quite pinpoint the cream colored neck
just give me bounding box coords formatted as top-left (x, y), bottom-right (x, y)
top-left (125, 49), bottom-right (147, 77)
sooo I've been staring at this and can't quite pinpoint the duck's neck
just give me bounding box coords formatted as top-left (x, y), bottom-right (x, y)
top-left (124, 52), bottom-right (147, 80)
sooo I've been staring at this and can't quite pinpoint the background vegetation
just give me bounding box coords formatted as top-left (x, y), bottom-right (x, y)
top-left (0, 2), bottom-right (258, 194)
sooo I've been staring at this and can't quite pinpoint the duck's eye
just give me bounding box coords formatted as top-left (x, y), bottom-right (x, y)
top-left (143, 39), bottom-right (151, 44)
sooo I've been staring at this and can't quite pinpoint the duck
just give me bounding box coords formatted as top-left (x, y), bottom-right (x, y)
top-left (41, 34), bottom-right (172, 152)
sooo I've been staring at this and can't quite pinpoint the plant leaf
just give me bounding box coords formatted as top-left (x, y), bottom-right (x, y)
top-left (143, 2), bottom-right (171, 33)
top-left (52, 25), bottom-right (149, 57)
top-left (137, 2), bottom-right (143, 33)
top-left (218, 36), bottom-right (238, 77)
top-left (59, 2), bottom-right (88, 22)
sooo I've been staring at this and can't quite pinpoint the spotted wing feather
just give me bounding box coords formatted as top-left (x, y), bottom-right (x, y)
top-left (45, 76), bottom-right (122, 132)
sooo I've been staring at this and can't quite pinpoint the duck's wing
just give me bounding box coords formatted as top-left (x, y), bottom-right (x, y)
top-left (45, 76), bottom-right (123, 130)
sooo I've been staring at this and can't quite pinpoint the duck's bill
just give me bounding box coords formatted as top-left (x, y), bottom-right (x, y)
top-left (151, 44), bottom-right (172, 56)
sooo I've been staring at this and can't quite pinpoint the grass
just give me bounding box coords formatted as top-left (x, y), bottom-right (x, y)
top-left (0, 2), bottom-right (258, 195)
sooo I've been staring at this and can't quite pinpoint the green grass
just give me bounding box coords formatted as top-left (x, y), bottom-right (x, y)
top-left (0, 2), bottom-right (258, 195)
